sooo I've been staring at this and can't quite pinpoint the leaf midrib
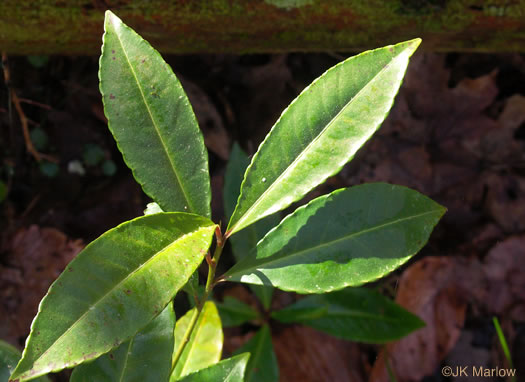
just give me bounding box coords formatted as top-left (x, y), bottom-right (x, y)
top-left (229, 209), bottom-right (440, 277)
top-left (230, 47), bottom-right (409, 233)
top-left (27, 224), bottom-right (210, 375)
top-left (118, 339), bottom-right (134, 382)
top-left (112, 18), bottom-right (194, 213)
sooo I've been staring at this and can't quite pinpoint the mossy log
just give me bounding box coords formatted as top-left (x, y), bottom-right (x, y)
top-left (2, 0), bottom-right (525, 55)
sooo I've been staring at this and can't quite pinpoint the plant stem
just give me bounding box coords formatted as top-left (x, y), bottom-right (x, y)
top-left (170, 226), bottom-right (225, 375)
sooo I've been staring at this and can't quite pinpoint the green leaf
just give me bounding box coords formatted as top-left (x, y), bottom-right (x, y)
top-left (217, 297), bottom-right (260, 327)
top-left (0, 341), bottom-right (50, 382)
top-left (226, 39), bottom-right (421, 236)
top-left (272, 288), bottom-right (425, 343)
top-left (70, 302), bottom-right (176, 381)
top-left (225, 183), bottom-right (445, 293)
top-left (171, 301), bottom-right (223, 380)
top-left (11, 213), bottom-right (215, 381)
top-left (224, 143), bottom-right (277, 310)
top-left (233, 325), bottom-right (278, 382)
top-left (100, 10), bottom-right (211, 217)
top-left (178, 353), bottom-right (250, 382)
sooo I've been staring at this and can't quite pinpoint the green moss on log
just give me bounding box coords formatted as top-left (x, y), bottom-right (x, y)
top-left (2, 0), bottom-right (525, 54)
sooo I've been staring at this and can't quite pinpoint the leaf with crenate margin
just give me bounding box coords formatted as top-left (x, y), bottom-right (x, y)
top-left (70, 302), bottom-right (176, 381)
top-left (272, 287), bottom-right (425, 343)
top-left (177, 353), bottom-right (250, 382)
top-left (10, 213), bottom-right (215, 381)
top-left (233, 325), bottom-right (278, 382)
top-left (224, 183), bottom-right (445, 294)
top-left (100, 11), bottom-right (211, 217)
top-left (226, 39), bottom-right (421, 236)
top-left (171, 301), bottom-right (223, 381)
top-left (224, 143), bottom-right (277, 309)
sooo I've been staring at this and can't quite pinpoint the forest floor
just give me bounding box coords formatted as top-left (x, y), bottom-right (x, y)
top-left (1, 50), bottom-right (524, 381)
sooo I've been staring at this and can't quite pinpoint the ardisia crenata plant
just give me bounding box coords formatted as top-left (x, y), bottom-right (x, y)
top-left (6, 10), bottom-right (446, 382)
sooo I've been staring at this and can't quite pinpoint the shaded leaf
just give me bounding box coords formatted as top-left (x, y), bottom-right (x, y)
top-left (11, 213), bottom-right (215, 381)
top-left (224, 143), bottom-right (277, 309)
top-left (70, 302), bottom-right (175, 381)
top-left (171, 301), bottom-right (223, 380)
top-left (217, 297), bottom-right (260, 327)
top-left (0, 341), bottom-right (50, 382)
top-left (233, 325), bottom-right (278, 382)
top-left (225, 183), bottom-right (445, 293)
top-left (100, 11), bottom-right (211, 217)
top-left (272, 287), bottom-right (424, 343)
top-left (226, 39), bottom-right (421, 235)
top-left (178, 353), bottom-right (250, 382)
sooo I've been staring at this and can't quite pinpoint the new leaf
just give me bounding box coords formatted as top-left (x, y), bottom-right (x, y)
top-left (171, 301), bottom-right (223, 381)
top-left (11, 213), bottom-right (215, 381)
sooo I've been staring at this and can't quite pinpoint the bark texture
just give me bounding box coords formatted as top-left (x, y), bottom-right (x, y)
top-left (2, 0), bottom-right (525, 54)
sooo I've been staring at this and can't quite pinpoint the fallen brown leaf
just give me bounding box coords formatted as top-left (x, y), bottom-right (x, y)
top-left (0, 226), bottom-right (83, 346)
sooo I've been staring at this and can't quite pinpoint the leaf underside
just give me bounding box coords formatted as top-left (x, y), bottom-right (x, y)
top-left (11, 213), bottom-right (215, 381)
top-left (225, 183), bottom-right (445, 294)
top-left (227, 39), bottom-right (421, 235)
top-left (100, 11), bottom-right (211, 217)
top-left (272, 287), bottom-right (425, 343)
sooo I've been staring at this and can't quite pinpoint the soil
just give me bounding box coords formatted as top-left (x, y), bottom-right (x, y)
top-left (1, 50), bottom-right (524, 381)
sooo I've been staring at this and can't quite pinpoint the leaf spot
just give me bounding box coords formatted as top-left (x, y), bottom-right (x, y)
top-left (109, 94), bottom-right (115, 100)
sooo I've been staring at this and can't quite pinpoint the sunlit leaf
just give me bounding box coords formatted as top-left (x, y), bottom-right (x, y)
top-left (227, 39), bottom-right (421, 236)
top-left (225, 183), bottom-right (445, 293)
top-left (100, 11), bottom-right (211, 217)
top-left (11, 213), bottom-right (215, 381)
top-left (171, 301), bottom-right (223, 380)
top-left (178, 353), bottom-right (250, 382)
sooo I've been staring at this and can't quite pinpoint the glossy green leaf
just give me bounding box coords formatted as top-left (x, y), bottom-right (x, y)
top-left (171, 301), bottom-right (223, 380)
top-left (100, 11), bottom-right (211, 217)
top-left (226, 39), bottom-right (421, 236)
top-left (224, 143), bottom-right (277, 309)
top-left (225, 183), bottom-right (445, 293)
top-left (11, 213), bottom-right (215, 381)
top-left (217, 297), bottom-right (260, 327)
top-left (233, 325), bottom-right (278, 382)
top-left (178, 353), bottom-right (250, 382)
top-left (272, 288), bottom-right (425, 343)
top-left (0, 341), bottom-right (50, 382)
top-left (70, 302), bottom-right (176, 381)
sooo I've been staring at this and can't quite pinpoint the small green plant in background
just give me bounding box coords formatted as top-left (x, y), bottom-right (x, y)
top-left (5, 10), bottom-right (445, 382)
